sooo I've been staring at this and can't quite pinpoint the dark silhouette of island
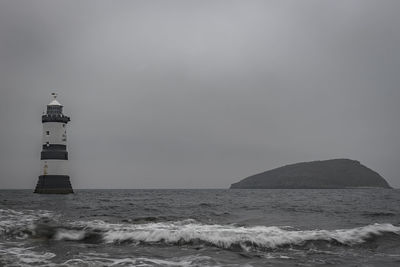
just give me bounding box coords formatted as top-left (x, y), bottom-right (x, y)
top-left (230, 159), bottom-right (392, 189)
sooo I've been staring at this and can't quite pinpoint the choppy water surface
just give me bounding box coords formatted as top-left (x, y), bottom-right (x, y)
top-left (1, 189), bottom-right (400, 266)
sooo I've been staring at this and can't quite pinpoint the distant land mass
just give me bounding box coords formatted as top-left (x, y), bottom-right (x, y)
top-left (230, 159), bottom-right (392, 189)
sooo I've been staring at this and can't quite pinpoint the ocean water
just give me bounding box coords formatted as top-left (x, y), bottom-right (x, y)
top-left (0, 189), bottom-right (400, 266)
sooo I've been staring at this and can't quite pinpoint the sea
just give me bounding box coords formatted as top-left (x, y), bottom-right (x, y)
top-left (0, 189), bottom-right (400, 266)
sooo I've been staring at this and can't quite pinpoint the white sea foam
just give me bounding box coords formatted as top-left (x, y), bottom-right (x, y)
top-left (72, 219), bottom-right (400, 249)
top-left (0, 209), bottom-right (57, 266)
top-left (0, 243), bottom-right (55, 266)
top-left (53, 229), bottom-right (86, 241)
top-left (63, 254), bottom-right (225, 267)
top-left (0, 209), bottom-right (55, 239)
top-left (0, 244), bottom-right (223, 267)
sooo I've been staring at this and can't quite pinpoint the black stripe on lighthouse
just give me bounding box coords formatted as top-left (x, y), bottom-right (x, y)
top-left (42, 144), bottom-right (67, 150)
top-left (41, 150), bottom-right (68, 160)
top-left (35, 175), bottom-right (73, 194)
top-left (42, 114), bottom-right (70, 123)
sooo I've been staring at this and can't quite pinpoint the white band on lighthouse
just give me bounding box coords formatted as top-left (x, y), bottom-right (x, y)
top-left (41, 160), bottom-right (69, 176)
top-left (42, 122), bottom-right (67, 145)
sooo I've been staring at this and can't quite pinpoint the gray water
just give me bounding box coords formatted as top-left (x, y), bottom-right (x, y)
top-left (1, 189), bottom-right (400, 266)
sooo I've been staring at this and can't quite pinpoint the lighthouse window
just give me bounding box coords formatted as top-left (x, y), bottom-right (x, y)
top-left (46, 131), bottom-right (50, 135)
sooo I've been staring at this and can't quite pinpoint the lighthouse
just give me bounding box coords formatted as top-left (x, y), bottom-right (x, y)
top-left (34, 93), bottom-right (73, 194)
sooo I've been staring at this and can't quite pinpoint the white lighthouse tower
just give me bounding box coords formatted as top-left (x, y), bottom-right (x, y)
top-left (34, 93), bottom-right (73, 194)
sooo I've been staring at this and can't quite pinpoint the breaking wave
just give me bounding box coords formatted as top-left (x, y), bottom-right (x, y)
top-left (2, 209), bottom-right (400, 252)
top-left (68, 220), bottom-right (400, 250)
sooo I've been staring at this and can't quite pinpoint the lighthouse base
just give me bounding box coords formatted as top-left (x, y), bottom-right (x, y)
top-left (34, 175), bottom-right (74, 194)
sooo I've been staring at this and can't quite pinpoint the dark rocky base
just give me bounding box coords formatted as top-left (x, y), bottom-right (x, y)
top-left (34, 175), bottom-right (74, 194)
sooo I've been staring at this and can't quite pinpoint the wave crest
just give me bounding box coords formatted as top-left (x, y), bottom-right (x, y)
top-left (2, 209), bottom-right (400, 251)
top-left (72, 220), bottom-right (400, 250)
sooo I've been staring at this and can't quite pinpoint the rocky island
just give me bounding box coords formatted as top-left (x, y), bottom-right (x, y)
top-left (230, 159), bottom-right (391, 189)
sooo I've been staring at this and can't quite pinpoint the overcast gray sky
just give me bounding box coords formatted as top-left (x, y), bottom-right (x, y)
top-left (0, 0), bottom-right (399, 189)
